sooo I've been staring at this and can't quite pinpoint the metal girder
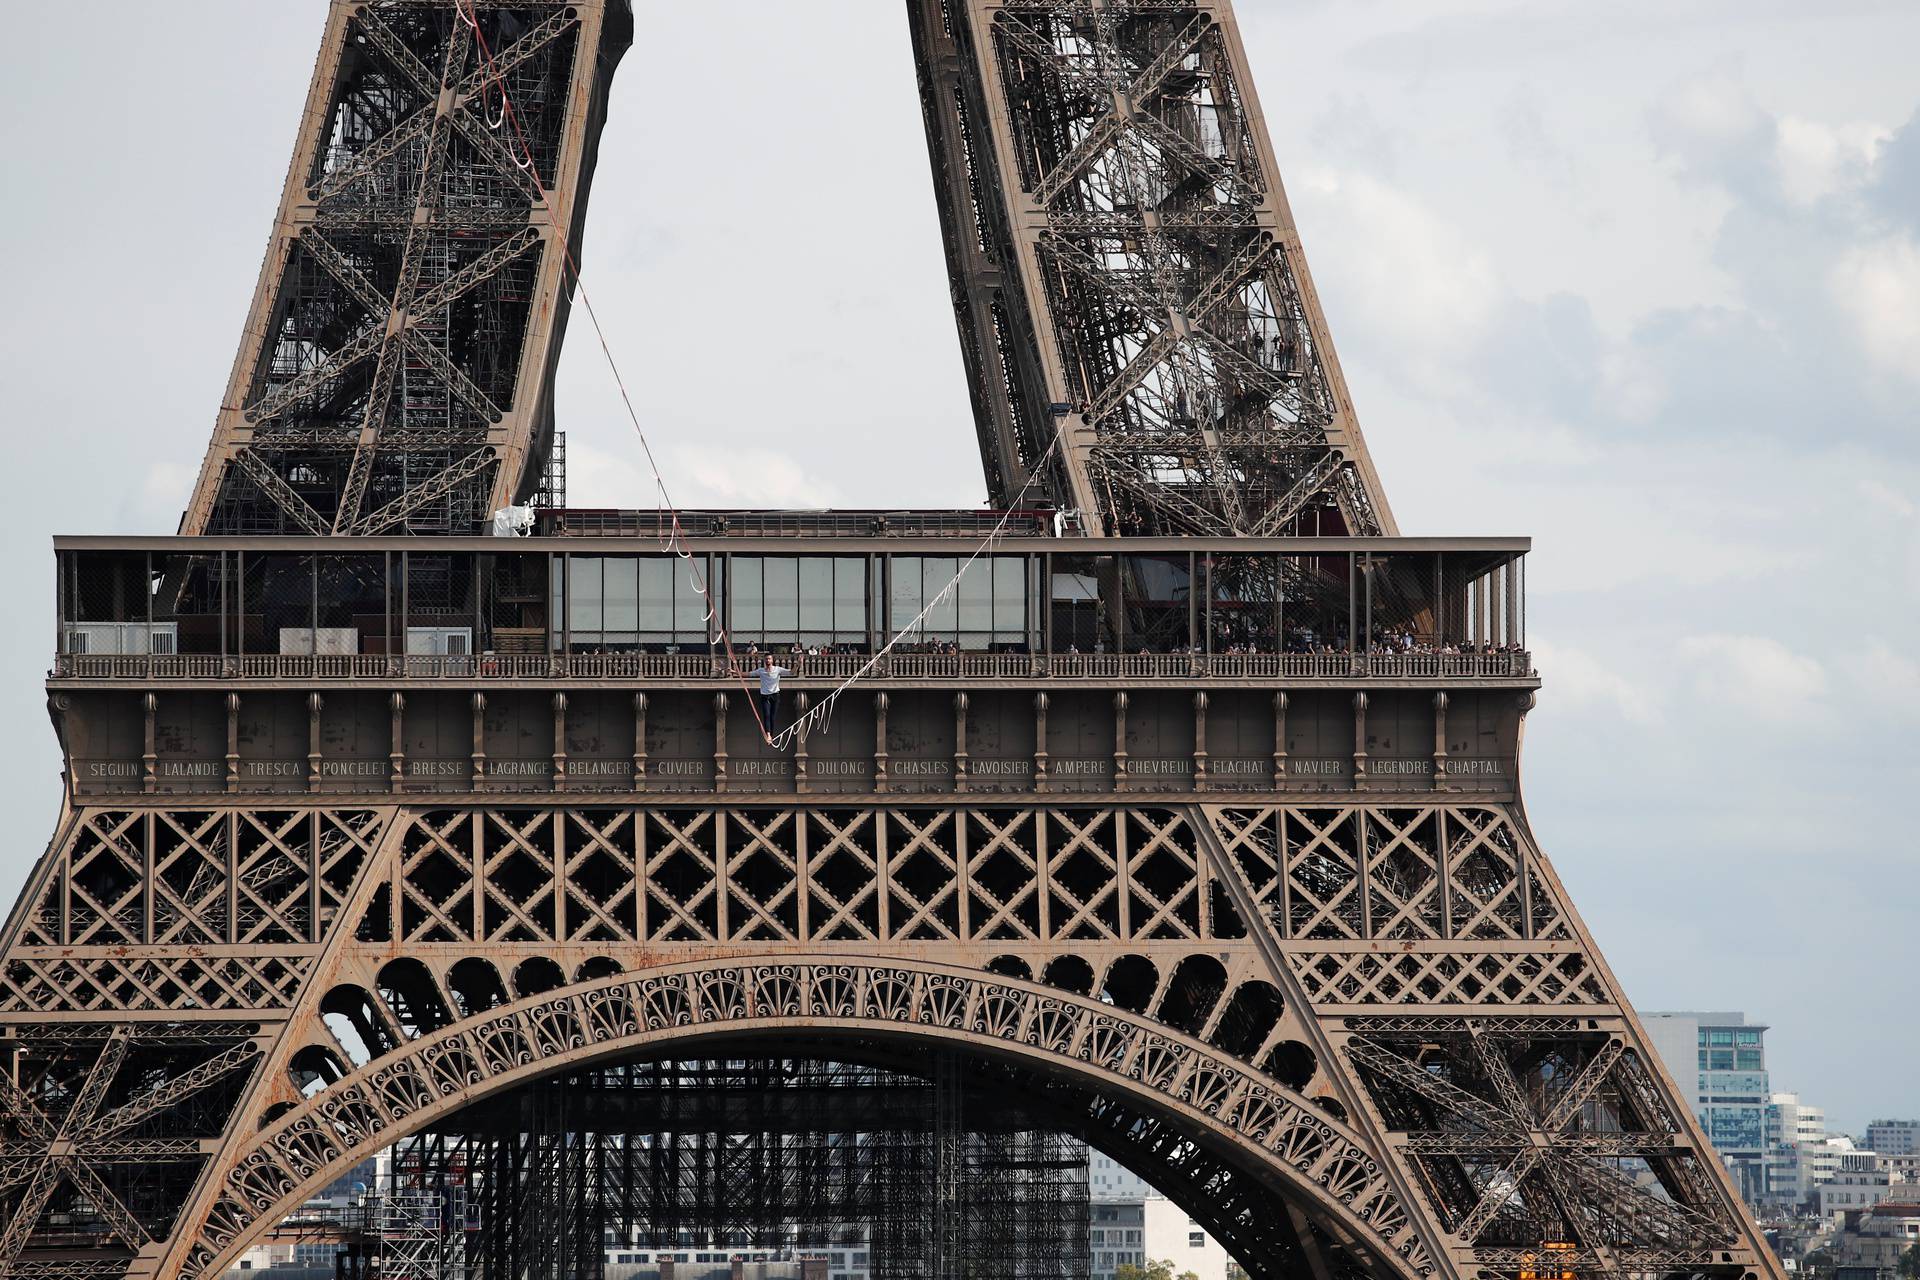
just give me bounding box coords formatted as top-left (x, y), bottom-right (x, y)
top-left (922, 0), bottom-right (1398, 535)
top-left (239, 323), bottom-right (385, 428)
top-left (88, 1042), bottom-right (262, 1142)
top-left (333, 15), bottom-right (478, 533)
top-left (228, 447), bottom-right (330, 537)
top-left (182, 1), bottom-right (628, 536)
top-left (1253, 452), bottom-right (1346, 537)
top-left (296, 230), bottom-right (387, 316)
top-left (0, 1029), bottom-right (155, 1268)
top-left (0, 793), bottom-right (1785, 1280)
top-left (349, 6), bottom-right (437, 100)
top-left (341, 447), bottom-right (497, 536)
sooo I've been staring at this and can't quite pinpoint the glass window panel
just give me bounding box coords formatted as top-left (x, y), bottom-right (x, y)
top-left (732, 557), bottom-right (762, 633)
top-left (568, 556), bottom-right (603, 635)
top-left (674, 559), bottom-right (710, 635)
top-left (993, 556), bottom-right (1027, 614)
top-left (799, 558), bottom-right (834, 634)
top-left (635, 558), bottom-right (671, 636)
top-left (834, 558), bottom-right (866, 634)
top-left (957, 559), bottom-right (994, 633)
top-left (890, 557), bottom-right (924, 635)
top-left (597, 557), bottom-right (634, 637)
top-left (1050, 554), bottom-right (1109, 653)
top-left (925, 557), bottom-right (958, 633)
top-left (765, 557), bottom-right (799, 632)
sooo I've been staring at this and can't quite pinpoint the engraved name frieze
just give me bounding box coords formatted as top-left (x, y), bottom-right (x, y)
top-left (1371, 760), bottom-right (1433, 776)
top-left (487, 760), bottom-right (551, 778)
top-left (736, 761), bottom-right (793, 777)
top-left (569, 761), bottom-right (632, 777)
top-left (893, 761), bottom-right (951, 777)
top-left (655, 761), bottom-right (711, 778)
top-left (969, 760), bottom-right (1032, 776)
top-left (242, 761), bottom-right (304, 778)
top-left (82, 762), bottom-right (140, 778)
top-left (158, 761), bottom-right (222, 778)
top-left (812, 761), bottom-right (871, 777)
top-left (409, 761), bottom-right (465, 778)
top-left (318, 760), bottom-right (387, 777)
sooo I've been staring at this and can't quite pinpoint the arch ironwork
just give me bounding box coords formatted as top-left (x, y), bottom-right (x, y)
top-left (182, 957), bottom-right (1429, 1279)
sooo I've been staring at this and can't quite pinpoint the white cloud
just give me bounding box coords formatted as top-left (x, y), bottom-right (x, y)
top-left (1856, 639), bottom-right (1920, 714)
top-left (1773, 115), bottom-right (1887, 205)
top-left (114, 460), bottom-right (198, 532)
top-left (1661, 72), bottom-right (1764, 149)
top-left (668, 444), bottom-right (843, 510)
top-left (1829, 235), bottom-right (1920, 383)
top-left (1530, 638), bottom-right (1662, 725)
top-left (1675, 633), bottom-right (1828, 720)
top-left (1597, 346), bottom-right (1668, 424)
top-left (1856, 476), bottom-right (1916, 520)
top-left (566, 439), bottom-right (844, 512)
top-left (565, 441), bottom-right (656, 510)
top-left (1293, 169), bottom-right (1501, 385)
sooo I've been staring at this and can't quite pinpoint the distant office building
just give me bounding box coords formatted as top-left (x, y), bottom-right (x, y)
top-left (1091, 1152), bottom-right (1155, 1200)
top-left (1821, 1152), bottom-right (1894, 1219)
top-left (1826, 1198), bottom-right (1920, 1280)
top-left (1644, 1012), bottom-right (1771, 1204)
top-left (1767, 1092), bottom-right (1841, 1209)
top-left (1866, 1121), bottom-right (1920, 1158)
top-left (1091, 1200), bottom-right (1146, 1280)
top-left (1090, 1196), bottom-right (1235, 1280)
top-left (1144, 1199), bottom-right (1234, 1280)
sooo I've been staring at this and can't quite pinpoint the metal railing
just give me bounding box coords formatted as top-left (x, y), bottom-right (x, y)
top-left (51, 650), bottom-right (1535, 682)
top-left (538, 508), bottom-right (1056, 539)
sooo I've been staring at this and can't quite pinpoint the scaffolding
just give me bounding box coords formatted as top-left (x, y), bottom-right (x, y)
top-left (532, 430), bottom-right (567, 511)
top-left (333, 1054), bottom-right (1089, 1280)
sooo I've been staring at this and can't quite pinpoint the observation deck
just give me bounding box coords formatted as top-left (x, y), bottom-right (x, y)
top-left (46, 520), bottom-right (1534, 803)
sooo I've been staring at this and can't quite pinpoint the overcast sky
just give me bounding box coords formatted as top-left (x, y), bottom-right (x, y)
top-left (2, 2), bottom-right (1916, 1133)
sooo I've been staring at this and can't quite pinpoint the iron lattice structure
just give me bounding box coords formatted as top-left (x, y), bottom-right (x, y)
top-left (912, 0), bottom-right (1394, 536)
top-left (181, 2), bottom-right (631, 537)
top-left (1, 3), bottom-right (1785, 1280)
top-left (332, 1057), bottom-right (1088, 1280)
top-left (0, 802), bottom-right (1780, 1280)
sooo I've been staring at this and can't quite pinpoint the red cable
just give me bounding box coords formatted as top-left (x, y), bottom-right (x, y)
top-left (457, 2), bottom-right (1061, 749)
top-left (457, 1), bottom-right (775, 740)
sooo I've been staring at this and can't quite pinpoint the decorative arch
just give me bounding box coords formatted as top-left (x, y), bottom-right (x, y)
top-left (179, 956), bottom-right (1434, 1280)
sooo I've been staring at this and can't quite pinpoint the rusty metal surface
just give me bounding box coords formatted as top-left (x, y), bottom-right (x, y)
top-left (913, 1), bottom-right (1395, 537)
top-left (0, 796), bottom-right (1777, 1280)
top-left (180, 1), bottom-right (632, 538)
top-left (0, 2), bottom-right (1785, 1279)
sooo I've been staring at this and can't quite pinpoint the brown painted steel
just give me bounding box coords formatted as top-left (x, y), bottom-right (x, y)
top-left (180, 2), bottom-right (632, 537)
top-left (1, 3), bottom-right (1784, 1279)
top-left (918, 1), bottom-right (1396, 537)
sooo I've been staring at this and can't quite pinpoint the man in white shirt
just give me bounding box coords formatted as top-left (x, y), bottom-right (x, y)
top-left (747, 662), bottom-right (792, 734)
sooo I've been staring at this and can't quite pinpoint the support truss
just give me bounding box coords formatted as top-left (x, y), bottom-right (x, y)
top-left (0, 800), bottom-right (1778, 1280)
top-left (181, 2), bottom-right (633, 536)
top-left (913, 1), bottom-right (1396, 536)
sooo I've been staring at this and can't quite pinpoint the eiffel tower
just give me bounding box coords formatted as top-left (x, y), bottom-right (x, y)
top-left (3, 4), bottom-right (1784, 1279)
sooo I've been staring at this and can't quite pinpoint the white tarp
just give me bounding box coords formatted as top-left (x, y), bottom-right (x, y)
top-left (490, 505), bottom-right (536, 537)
